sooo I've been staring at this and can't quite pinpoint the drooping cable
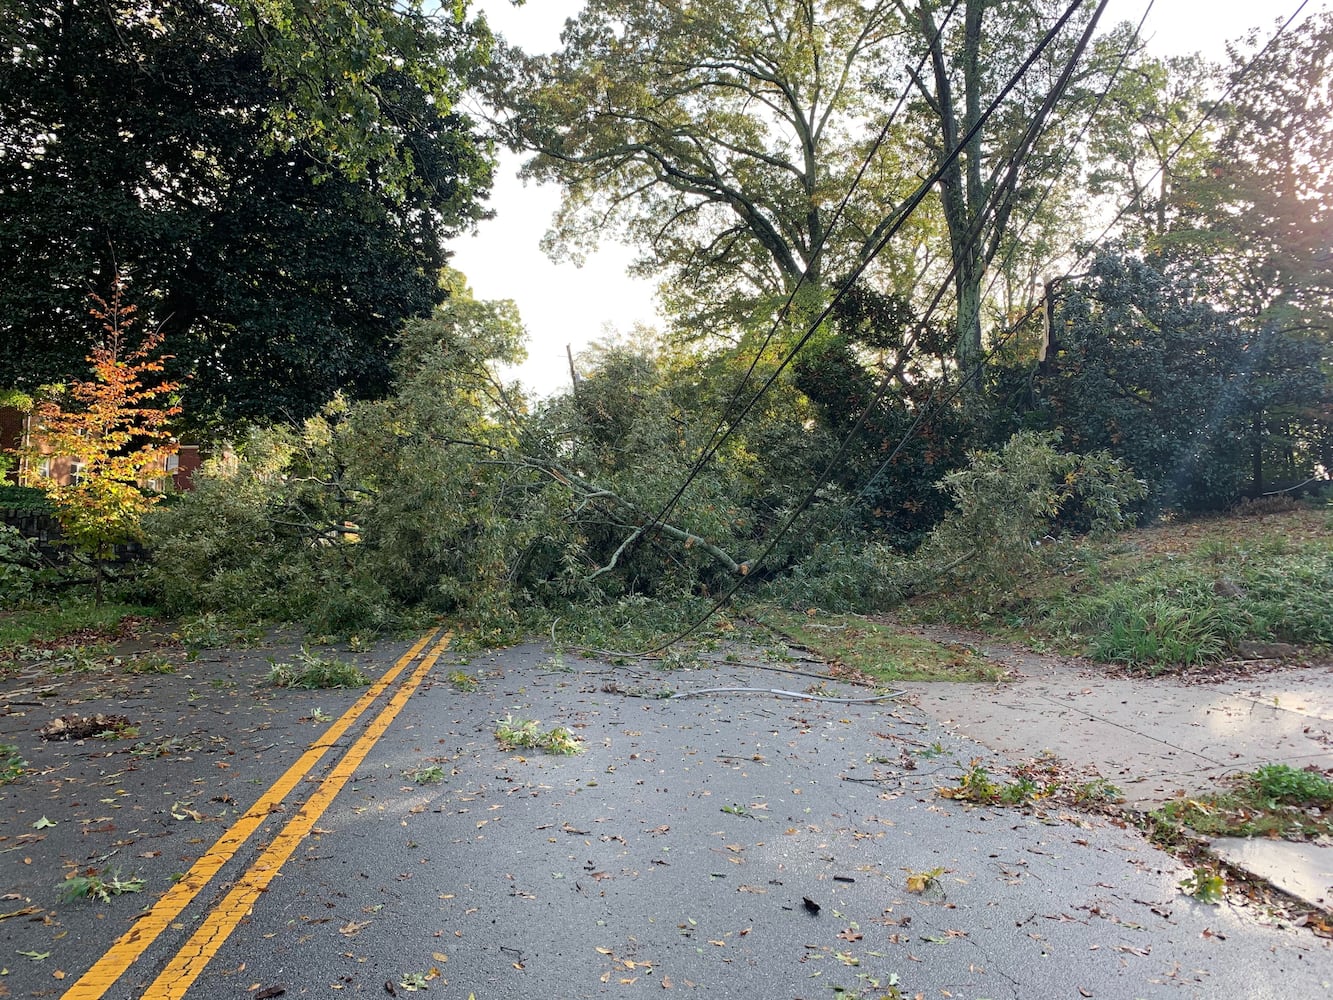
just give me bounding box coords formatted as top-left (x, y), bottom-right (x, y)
top-left (631, 0), bottom-right (967, 547)
top-left (576, 0), bottom-right (1102, 657)
top-left (849, 0), bottom-right (1315, 521)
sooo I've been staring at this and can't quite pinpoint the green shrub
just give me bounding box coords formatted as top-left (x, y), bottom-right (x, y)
top-left (758, 537), bottom-right (908, 612)
top-left (0, 523), bottom-right (41, 605)
top-left (142, 430), bottom-right (319, 622)
top-left (914, 431), bottom-right (1144, 592)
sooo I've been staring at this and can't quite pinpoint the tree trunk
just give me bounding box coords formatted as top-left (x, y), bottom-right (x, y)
top-left (957, 0), bottom-right (985, 386)
top-left (955, 256), bottom-right (984, 381)
top-left (1251, 410), bottom-right (1264, 496)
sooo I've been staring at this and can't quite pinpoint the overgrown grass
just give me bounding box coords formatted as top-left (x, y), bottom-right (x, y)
top-left (749, 607), bottom-right (1005, 683)
top-left (266, 648), bottom-right (369, 689)
top-left (1152, 763), bottom-right (1333, 841)
top-left (909, 508), bottom-right (1333, 672)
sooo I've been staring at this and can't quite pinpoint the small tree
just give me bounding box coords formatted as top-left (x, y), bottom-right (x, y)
top-left (21, 279), bottom-right (180, 602)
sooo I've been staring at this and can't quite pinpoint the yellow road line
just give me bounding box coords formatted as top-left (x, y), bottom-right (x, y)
top-left (139, 630), bottom-right (453, 999)
top-left (61, 628), bottom-right (441, 1000)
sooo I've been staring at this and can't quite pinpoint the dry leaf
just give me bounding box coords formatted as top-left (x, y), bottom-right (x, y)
top-left (1115, 944), bottom-right (1151, 957)
top-left (906, 871), bottom-right (939, 894)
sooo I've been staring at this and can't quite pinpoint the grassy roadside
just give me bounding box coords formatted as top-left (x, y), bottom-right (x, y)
top-left (902, 505), bottom-right (1333, 673)
top-left (932, 750), bottom-right (1333, 927)
top-left (0, 600), bottom-right (159, 654)
top-left (744, 606), bottom-right (1005, 683)
top-left (1152, 763), bottom-right (1333, 842)
top-left (5, 507), bottom-right (1327, 682)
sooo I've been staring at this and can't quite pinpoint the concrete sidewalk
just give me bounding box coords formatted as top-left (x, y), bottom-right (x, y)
top-left (894, 627), bottom-right (1333, 913)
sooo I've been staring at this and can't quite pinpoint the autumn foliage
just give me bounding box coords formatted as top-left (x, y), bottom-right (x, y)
top-left (21, 278), bottom-right (181, 597)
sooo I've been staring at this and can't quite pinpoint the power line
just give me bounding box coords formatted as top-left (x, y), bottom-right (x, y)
top-left (850, 0), bottom-right (1315, 524)
top-left (846, 0), bottom-right (1157, 516)
top-left (641, 0), bottom-right (1093, 539)
top-left (633, 0), bottom-right (967, 547)
top-left (576, 0), bottom-right (1314, 658)
top-left (580, 0), bottom-right (1103, 657)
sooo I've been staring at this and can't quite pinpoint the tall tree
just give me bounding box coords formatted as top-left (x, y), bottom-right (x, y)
top-left (0, 0), bottom-right (493, 427)
top-left (490, 0), bottom-right (1109, 378)
top-left (1092, 14), bottom-right (1333, 329)
top-left (489, 0), bottom-right (922, 340)
top-left (898, 0), bottom-right (1108, 379)
top-left (1203, 12), bottom-right (1333, 328)
top-left (1037, 251), bottom-right (1330, 509)
top-left (1083, 48), bottom-right (1217, 249)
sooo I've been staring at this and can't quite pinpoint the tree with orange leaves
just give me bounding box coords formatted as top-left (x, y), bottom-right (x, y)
top-left (21, 277), bottom-right (181, 602)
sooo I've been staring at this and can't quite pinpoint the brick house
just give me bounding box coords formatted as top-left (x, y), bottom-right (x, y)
top-left (0, 404), bottom-right (201, 491)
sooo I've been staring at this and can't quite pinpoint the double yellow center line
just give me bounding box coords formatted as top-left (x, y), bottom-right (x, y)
top-left (63, 628), bottom-right (453, 1000)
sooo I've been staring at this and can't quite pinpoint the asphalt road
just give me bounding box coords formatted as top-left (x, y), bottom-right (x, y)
top-left (1, 631), bottom-right (1329, 999)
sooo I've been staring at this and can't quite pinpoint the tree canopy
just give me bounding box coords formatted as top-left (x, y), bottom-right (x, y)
top-left (489, 0), bottom-right (1116, 376)
top-left (0, 0), bottom-right (493, 427)
top-left (490, 0), bottom-right (916, 333)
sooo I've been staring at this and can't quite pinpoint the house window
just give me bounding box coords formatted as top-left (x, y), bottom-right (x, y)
top-left (69, 460), bottom-right (85, 486)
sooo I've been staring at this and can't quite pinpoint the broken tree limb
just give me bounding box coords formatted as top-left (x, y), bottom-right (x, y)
top-left (481, 453), bottom-right (752, 581)
top-left (671, 687), bottom-right (904, 704)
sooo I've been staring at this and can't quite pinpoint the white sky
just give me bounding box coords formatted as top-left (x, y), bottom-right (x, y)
top-left (447, 0), bottom-right (1329, 397)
